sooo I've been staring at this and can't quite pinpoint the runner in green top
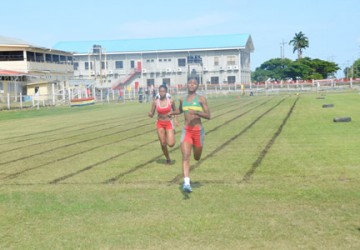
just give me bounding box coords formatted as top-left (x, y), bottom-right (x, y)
top-left (181, 95), bottom-right (204, 113)
top-left (170, 77), bottom-right (211, 192)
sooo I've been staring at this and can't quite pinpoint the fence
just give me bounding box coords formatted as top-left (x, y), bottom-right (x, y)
top-left (1, 79), bottom-right (359, 110)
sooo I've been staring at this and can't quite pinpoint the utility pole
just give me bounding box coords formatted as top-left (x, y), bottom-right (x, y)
top-left (280, 39), bottom-right (286, 59)
top-left (99, 47), bottom-right (102, 86)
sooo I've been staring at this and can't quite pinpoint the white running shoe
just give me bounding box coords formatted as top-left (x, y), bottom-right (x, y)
top-left (182, 184), bottom-right (192, 193)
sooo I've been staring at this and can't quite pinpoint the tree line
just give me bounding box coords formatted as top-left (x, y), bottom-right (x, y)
top-left (343, 59), bottom-right (360, 79)
top-left (252, 32), bottom-right (344, 82)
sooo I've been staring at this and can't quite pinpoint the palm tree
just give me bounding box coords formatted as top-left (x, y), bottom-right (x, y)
top-left (289, 32), bottom-right (309, 59)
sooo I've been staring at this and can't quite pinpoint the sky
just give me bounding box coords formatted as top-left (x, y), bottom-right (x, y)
top-left (1, 0), bottom-right (360, 77)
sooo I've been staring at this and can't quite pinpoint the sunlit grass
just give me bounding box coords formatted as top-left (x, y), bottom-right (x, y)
top-left (0, 92), bottom-right (359, 249)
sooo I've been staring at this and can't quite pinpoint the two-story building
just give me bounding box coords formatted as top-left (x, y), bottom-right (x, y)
top-left (0, 35), bottom-right (73, 100)
top-left (53, 34), bottom-right (254, 90)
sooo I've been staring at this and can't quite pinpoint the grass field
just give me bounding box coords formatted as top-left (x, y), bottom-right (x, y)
top-left (0, 91), bottom-right (359, 249)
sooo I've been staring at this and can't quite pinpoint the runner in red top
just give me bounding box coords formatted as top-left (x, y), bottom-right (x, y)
top-left (148, 85), bottom-right (178, 165)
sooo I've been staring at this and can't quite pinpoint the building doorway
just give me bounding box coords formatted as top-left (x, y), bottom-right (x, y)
top-left (162, 78), bottom-right (170, 86)
top-left (147, 79), bottom-right (154, 87)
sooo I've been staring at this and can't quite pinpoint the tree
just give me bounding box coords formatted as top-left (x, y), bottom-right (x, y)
top-left (285, 60), bottom-right (313, 80)
top-left (251, 58), bottom-right (292, 82)
top-left (343, 59), bottom-right (360, 78)
top-left (251, 57), bottom-right (339, 82)
top-left (297, 57), bottom-right (339, 79)
top-left (289, 32), bottom-right (309, 59)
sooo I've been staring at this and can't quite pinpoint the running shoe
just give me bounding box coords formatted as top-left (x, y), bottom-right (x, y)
top-left (182, 184), bottom-right (192, 193)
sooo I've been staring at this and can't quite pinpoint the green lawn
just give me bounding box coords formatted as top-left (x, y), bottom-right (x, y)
top-left (0, 91), bottom-right (359, 249)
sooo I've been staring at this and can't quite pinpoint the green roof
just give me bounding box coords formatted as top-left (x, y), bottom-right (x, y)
top-left (52, 34), bottom-right (253, 54)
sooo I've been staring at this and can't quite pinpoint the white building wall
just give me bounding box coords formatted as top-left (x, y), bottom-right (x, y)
top-left (73, 47), bottom-right (252, 88)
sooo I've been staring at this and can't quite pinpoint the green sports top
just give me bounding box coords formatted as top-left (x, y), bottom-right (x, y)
top-left (182, 95), bottom-right (203, 113)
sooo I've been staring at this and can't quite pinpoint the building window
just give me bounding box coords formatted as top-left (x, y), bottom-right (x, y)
top-left (53, 55), bottom-right (60, 63)
top-left (178, 58), bottom-right (186, 67)
top-left (227, 56), bottom-right (236, 65)
top-left (45, 54), bottom-right (52, 62)
top-left (101, 61), bottom-right (108, 70)
top-left (73, 62), bottom-right (79, 70)
top-left (67, 56), bottom-right (73, 64)
top-left (147, 79), bottom-right (155, 86)
top-left (211, 77), bottom-right (219, 84)
top-left (85, 62), bottom-right (93, 70)
top-left (0, 51), bottom-right (24, 61)
top-left (159, 59), bottom-right (162, 62)
top-left (60, 55), bottom-right (67, 64)
top-left (0, 82), bottom-right (3, 90)
top-left (115, 61), bottom-right (123, 69)
top-left (130, 60), bottom-right (135, 68)
top-left (27, 51), bottom-right (35, 62)
top-left (162, 78), bottom-right (170, 86)
top-left (228, 76), bottom-right (236, 83)
top-left (35, 53), bottom-right (44, 62)
top-left (214, 57), bottom-right (219, 66)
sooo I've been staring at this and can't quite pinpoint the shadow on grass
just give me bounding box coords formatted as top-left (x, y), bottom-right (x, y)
top-left (155, 159), bottom-right (177, 166)
top-left (178, 181), bottom-right (203, 200)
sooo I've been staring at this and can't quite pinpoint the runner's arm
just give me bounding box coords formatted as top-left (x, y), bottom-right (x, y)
top-left (148, 100), bottom-right (156, 118)
top-left (195, 96), bottom-right (211, 120)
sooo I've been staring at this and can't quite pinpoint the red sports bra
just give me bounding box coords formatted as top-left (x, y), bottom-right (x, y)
top-left (156, 98), bottom-right (172, 115)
